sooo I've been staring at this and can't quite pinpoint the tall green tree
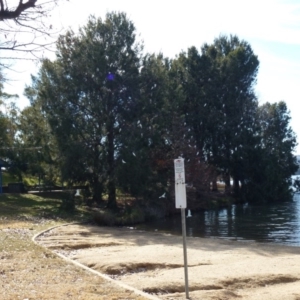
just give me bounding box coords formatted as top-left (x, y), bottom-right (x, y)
top-left (216, 36), bottom-right (258, 194)
top-left (0, 83), bottom-right (21, 174)
top-left (116, 53), bottom-right (172, 200)
top-left (0, 107), bottom-right (11, 152)
top-left (17, 98), bottom-right (60, 185)
top-left (29, 12), bottom-right (142, 209)
top-left (178, 35), bottom-right (259, 193)
top-left (244, 101), bottom-right (298, 202)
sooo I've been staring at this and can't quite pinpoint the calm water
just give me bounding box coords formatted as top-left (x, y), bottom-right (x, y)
top-left (138, 194), bottom-right (300, 246)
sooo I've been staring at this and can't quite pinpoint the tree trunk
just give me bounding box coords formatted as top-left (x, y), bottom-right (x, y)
top-left (240, 179), bottom-right (246, 202)
top-left (211, 178), bottom-right (218, 192)
top-left (233, 177), bottom-right (240, 197)
top-left (224, 172), bottom-right (231, 194)
top-left (92, 177), bottom-right (103, 204)
top-left (106, 120), bottom-right (117, 210)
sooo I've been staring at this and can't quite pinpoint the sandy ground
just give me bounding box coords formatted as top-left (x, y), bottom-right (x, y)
top-left (36, 224), bottom-right (300, 300)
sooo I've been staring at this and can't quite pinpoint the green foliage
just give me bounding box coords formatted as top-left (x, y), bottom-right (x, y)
top-left (243, 102), bottom-right (298, 202)
top-left (30, 12), bottom-right (142, 210)
top-left (116, 54), bottom-right (174, 200)
top-left (17, 13), bottom-right (297, 208)
top-left (22, 176), bottom-right (38, 186)
top-left (0, 100), bottom-right (19, 161)
top-left (177, 35), bottom-right (259, 193)
top-left (2, 171), bottom-right (19, 185)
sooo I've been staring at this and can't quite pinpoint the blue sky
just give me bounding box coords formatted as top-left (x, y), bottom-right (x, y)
top-left (3, 0), bottom-right (300, 153)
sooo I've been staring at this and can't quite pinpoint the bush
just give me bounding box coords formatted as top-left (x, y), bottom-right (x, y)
top-left (92, 206), bottom-right (146, 226)
top-left (93, 210), bottom-right (116, 226)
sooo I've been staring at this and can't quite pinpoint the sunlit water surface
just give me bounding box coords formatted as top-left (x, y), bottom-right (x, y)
top-left (137, 194), bottom-right (300, 246)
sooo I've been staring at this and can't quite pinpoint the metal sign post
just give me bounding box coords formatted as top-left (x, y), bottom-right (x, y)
top-left (174, 158), bottom-right (189, 299)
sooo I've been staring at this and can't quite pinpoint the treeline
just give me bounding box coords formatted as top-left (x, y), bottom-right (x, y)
top-left (0, 12), bottom-right (298, 209)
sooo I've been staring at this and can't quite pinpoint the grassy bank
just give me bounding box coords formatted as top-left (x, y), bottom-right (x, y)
top-left (0, 192), bottom-right (91, 220)
top-left (0, 193), bottom-right (147, 300)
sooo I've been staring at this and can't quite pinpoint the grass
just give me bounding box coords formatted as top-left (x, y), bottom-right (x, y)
top-left (0, 192), bottom-right (90, 220)
top-left (2, 171), bottom-right (19, 186)
top-left (0, 193), bottom-right (147, 300)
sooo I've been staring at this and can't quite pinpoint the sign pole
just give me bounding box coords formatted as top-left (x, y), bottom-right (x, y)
top-left (174, 158), bottom-right (189, 299)
top-left (181, 207), bottom-right (189, 299)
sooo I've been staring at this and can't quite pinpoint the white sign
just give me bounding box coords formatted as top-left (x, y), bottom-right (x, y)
top-left (174, 158), bottom-right (186, 209)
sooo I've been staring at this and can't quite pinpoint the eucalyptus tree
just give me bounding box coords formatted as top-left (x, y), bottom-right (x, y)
top-left (29, 13), bottom-right (142, 209)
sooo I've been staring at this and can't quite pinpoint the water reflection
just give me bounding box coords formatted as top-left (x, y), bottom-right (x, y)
top-left (138, 194), bottom-right (300, 246)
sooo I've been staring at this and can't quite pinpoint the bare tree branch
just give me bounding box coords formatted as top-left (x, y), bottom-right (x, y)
top-left (0, 0), bottom-right (37, 20)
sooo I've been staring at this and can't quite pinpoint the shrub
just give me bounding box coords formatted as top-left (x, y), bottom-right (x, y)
top-left (92, 210), bottom-right (116, 226)
top-left (93, 206), bottom-right (146, 226)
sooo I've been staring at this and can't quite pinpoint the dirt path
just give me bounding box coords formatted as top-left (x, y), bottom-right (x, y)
top-left (36, 224), bottom-right (300, 300)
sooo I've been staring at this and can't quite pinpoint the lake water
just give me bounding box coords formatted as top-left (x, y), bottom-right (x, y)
top-left (137, 194), bottom-right (300, 246)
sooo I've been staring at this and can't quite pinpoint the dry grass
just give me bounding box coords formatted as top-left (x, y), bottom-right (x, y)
top-left (0, 196), bottom-right (147, 300)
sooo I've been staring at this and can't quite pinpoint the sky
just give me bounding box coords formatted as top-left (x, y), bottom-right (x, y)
top-left (3, 0), bottom-right (300, 153)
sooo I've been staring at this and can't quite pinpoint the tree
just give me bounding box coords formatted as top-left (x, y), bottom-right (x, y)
top-left (0, 0), bottom-right (64, 63)
top-left (244, 101), bottom-right (298, 202)
top-left (0, 79), bottom-right (19, 156)
top-left (178, 35), bottom-right (259, 194)
top-left (116, 53), bottom-right (172, 200)
top-left (0, 107), bottom-right (11, 151)
top-left (29, 13), bottom-right (142, 209)
top-left (0, 96), bottom-right (25, 180)
top-left (17, 98), bottom-right (60, 185)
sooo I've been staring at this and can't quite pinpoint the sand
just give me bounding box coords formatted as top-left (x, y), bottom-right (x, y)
top-left (36, 224), bottom-right (300, 300)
